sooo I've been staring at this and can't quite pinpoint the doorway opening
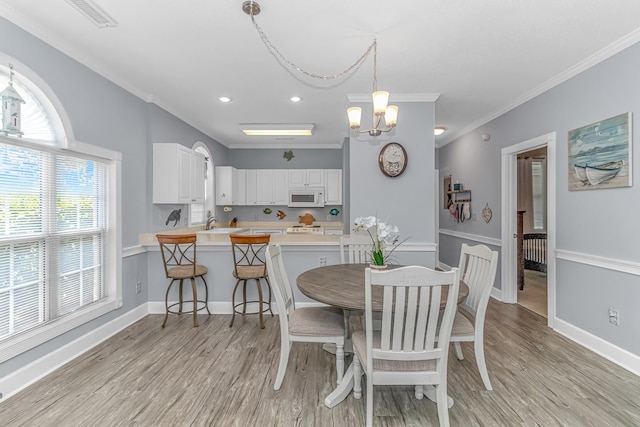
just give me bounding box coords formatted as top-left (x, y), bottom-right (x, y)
top-left (517, 147), bottom-right (548, 317)
top-left (501, 132), bottom-right (556, 328)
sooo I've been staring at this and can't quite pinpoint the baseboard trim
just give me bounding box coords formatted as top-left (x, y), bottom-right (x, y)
top-left (0, 304), bottom-right (149, 403)
top-left (553, 318), bottom-right (640, 377)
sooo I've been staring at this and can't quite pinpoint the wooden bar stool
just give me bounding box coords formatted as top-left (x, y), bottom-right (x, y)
top-left (157, 234), bottom-right (211, 327)
top-left (229, 233), bottom-right (273, 329)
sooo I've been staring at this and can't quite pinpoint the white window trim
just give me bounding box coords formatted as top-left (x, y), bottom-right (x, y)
top-left (0, 136), bottom-right (122, 364)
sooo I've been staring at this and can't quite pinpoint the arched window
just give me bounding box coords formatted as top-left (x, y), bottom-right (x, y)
top-left (0, 59), bottom-right (121, 363)
top-left (191, 142), bottom-right (215, 226)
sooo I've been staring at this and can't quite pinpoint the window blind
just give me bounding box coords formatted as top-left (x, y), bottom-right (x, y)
top-left (0, 141), bottom-right (106, 340)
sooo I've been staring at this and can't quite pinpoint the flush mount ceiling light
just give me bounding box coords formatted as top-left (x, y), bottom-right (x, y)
top-left (239, 123), bottom-right (315, 136)
top-left (434, 127), bottom-right (446, 136)
top-left (289, 96), bottom-right (303, 103)
top-left (218, 96), bottom-right (232, 103)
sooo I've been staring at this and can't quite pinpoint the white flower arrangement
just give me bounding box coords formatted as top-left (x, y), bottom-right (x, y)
top-left (353, 216), bottom-right (405, 266)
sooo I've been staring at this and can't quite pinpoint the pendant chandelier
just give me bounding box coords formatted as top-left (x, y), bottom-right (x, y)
top-left (346, 40), bottom-right (397, 137)
top-left (242, 1), bottom-right (396, 136)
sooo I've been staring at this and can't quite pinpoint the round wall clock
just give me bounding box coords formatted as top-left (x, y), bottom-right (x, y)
top-left (378, 142), bottom-right (407, 177)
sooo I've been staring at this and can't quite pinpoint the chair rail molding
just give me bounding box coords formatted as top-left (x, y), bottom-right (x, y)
top-left (555, 249), bottom-right (640, 276)
top-left (438, 229), bottom-right (502, 247)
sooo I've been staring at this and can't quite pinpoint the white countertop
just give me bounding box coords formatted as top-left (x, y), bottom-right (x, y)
top-left (139, 222), bottom-right (344, 246)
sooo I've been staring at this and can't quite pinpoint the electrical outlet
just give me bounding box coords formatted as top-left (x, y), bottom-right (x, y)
top-left (472, 213), bottom-right (478, 222)
top-left (320, 257), bottom-right (327, 267)
top-left (608, 306), bottom-right (620, 325)
top-left (136, 281), bottom-right (142, 294)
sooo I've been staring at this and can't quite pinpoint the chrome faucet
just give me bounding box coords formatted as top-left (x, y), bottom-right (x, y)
top-left (205, 211), bottom-right (217, 230)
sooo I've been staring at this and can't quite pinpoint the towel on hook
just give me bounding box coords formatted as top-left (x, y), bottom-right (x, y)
top-left (463, 203), bottom-right (471, 220)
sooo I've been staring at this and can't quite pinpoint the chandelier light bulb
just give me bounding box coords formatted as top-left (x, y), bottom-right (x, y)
top-left (384, 105), bottom-right (398, 127)
top-left (347, 107), bottom-right (362, 129)
top-left (372, 91), bottom-right (389, 116)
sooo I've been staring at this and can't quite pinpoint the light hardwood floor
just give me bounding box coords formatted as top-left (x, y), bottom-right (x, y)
top-left (518, 269), bottom-right (548, 318)
top-left (1, 299), bottom-right (639, 426)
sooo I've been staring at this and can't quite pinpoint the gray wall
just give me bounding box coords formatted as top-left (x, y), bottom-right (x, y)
top-left (146, 104), bottom-right (230, 231)
top-left (438, 42), bottom-right (640, 356)
top-left (0, 18), bottom-right (228, 377)
top-left (229, 148), bottom-right (342, 169)
top-left (348, 100), bottom-right (436, 265)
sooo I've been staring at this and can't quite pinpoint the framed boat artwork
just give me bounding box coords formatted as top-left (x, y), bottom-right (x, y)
top-left (568, 112), bottom-right (632, 191)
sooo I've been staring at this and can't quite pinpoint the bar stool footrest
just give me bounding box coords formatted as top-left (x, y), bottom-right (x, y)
top-left (167, 300), bottom-right (210, 315)
top-left (232, 300), bottom-right (272, 316)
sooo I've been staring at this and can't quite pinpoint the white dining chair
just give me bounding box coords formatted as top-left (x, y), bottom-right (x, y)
top-left (450, 243), bottom-right (499, 390)
top-left (339, 234), bottom-right (371, 264)
top-left (353, 266), bottom-right (460, 427)
top-left (339, 234), bottom-right (372, 329)
top-left (265, 244), bottom-right (346, 390)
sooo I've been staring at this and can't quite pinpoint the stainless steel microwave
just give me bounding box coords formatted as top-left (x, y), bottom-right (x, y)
top-left (288, 187), bottom-right (325, 208)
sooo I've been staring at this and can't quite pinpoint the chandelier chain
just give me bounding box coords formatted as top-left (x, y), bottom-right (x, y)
top-left (247, 4), bottom-right (376, 82)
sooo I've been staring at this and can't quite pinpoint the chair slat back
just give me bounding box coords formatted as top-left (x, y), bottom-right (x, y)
top-left (340, 234), bottom-right (371, 264)
top-left (457, 243), bottom-right (499, 317)
top-left (156, 234), bottom-right (198, 278)
top-left (230, 233), bottom-right (270, 276)
top-left (265, 245), bottom-right (295, 338)
top-left (366, 266), bottom-right (460, 364)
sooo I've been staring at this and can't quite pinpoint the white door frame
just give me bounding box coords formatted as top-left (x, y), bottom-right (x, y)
top-left (501, 132), bottom-right (557, 328)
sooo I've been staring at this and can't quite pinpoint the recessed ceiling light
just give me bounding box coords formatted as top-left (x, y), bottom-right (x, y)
top-left (434, 127), bottom-right (446, 136)
top-left (218, 96), bottom-right (232, 103)
top-left (239, 123), bottom-right (315, 136)
top-left (290, 96), bottom-right (302, 103)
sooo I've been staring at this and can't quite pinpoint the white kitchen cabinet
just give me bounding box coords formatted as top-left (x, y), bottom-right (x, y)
top-left (153, 143), bottom-right (205, 204)
top-left (272, 170), bottom-right (288, 204)
top-left (236, 169), bottom-right (246, 205)
top-left (190, 151), bottom-right (206, 203)
top-left (324, 169), bottom-right (343, 205)
top-left (256, 169), bottom-right (288, 205)
top-left (288, 169), bottom-right (325, 187)
top-left (245, 169), bottom-right (258, 205)
top-left (215, 166), bottom-right (241, 205)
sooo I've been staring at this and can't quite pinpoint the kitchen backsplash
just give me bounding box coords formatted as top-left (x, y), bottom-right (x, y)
top-left (218, 205), bottom-right (342, 225)
top-left (150, 203), bottom-right (343, 232)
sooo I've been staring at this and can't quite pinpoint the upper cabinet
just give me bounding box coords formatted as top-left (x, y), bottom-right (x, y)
top-left (153, 143), bottom-right (205, 204)
top-left (288, 169), bottom-right (325, 187)
top-left (216, 166), bottom-right (243, 205)
top-left (256, 169), bottom-right (288, 205)
top-left (245, 169), bottom-right (258, 205)
top-left (190, 151), bottom-right (206, 203)
top-left (215, 167), bottom-right (343, 206)
top-left (324, 169), bottom-right (343, 205)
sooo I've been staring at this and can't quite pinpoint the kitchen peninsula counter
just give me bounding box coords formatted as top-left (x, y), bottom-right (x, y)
top-left (142, 224), bottom-right (346, 307)
top-left (139, 221), bottom-right (344, 247)
top-left (140, 231), bottom-right (343, 247)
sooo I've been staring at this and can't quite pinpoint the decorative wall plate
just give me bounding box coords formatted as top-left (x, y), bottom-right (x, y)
top-left (482, 203), bottom-right (492, 223)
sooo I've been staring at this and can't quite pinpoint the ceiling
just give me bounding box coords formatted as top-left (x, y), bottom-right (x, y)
top-left (2, 0), bottom-right (640, 149)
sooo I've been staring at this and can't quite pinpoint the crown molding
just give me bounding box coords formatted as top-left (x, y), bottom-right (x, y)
top-left (438, 28), bottom-right (640, 148)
